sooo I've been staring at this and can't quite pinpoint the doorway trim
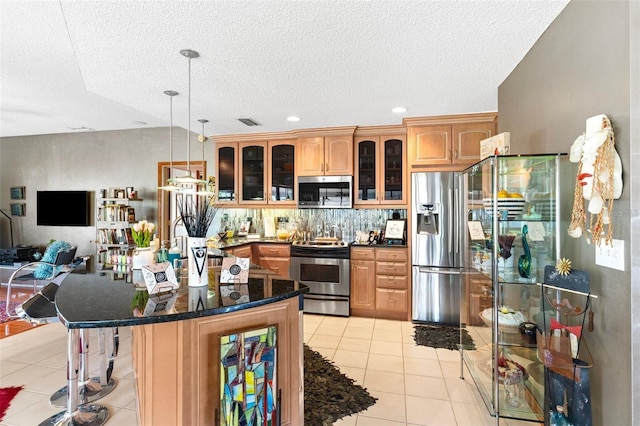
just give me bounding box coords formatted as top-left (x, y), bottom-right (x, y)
top-left (156, 160), bottom-right (206, 243)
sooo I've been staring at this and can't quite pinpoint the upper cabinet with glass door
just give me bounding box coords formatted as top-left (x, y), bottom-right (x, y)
top-left (354, 127), bottom-right (407, 207)
top-left (268, 140), bottom-right (296, 205)
top-left (239, 141), bottom-right (267, 204)
top-left (215, 142), bottom-right (238, 205)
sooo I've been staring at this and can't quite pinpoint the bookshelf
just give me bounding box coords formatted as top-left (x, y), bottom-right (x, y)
top-left (96, 196), bottom-right (142, 271)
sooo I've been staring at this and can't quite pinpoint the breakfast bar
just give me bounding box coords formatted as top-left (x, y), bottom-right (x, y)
top-left (53, 255), bottom-right (307, 425)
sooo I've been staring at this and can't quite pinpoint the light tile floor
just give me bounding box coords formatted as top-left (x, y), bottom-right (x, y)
top-left (0, 315), bottom-right (539, 425)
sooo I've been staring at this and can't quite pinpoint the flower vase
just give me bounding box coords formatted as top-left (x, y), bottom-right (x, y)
top-left (132, 247), bottom-right (155, 270)
top-left (187, 237), bottom-right (208, 287)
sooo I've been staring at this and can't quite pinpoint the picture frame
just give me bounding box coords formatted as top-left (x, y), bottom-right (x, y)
top-left (384, 219), bottom-right (406, 242)
top-left (10, 203), bottom-right (26, 216)
top-left (114, 189), bottom-right (127, 199)
top-left (10, 186), bottom-right (25, 200)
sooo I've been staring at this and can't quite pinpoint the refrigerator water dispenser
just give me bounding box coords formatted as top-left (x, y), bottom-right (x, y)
top-left (417, 204), bottom-right (439, 235)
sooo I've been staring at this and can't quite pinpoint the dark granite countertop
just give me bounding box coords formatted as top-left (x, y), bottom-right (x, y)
top-left (55, 251), bottom-right (308, 329)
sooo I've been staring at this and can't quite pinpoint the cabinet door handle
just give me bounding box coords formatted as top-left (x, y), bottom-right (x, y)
top-left (325, 163), bottom-right (329, 172)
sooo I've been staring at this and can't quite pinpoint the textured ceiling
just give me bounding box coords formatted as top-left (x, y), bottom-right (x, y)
top-left (0, 0), bottom-right (569, 138)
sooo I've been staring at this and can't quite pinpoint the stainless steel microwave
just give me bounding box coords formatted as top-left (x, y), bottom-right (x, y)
top-left (297, 176), bottom-right (353, 208)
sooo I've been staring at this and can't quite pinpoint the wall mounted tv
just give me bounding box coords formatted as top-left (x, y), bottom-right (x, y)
top-left (37, 190), bottom-right (91, 227)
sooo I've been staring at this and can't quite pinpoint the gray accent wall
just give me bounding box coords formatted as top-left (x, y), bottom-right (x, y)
top-left (0, 127), bottom-right (209, 256)
top-left (499, 0), bottom-right (637, 424)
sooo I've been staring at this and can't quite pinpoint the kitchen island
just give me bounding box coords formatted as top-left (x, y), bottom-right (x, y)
top-left (55, 253), bottom-right (307, 426)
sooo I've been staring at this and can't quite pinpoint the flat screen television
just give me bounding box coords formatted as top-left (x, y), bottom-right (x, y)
top-left (37, 190), bottom-right (91, 227)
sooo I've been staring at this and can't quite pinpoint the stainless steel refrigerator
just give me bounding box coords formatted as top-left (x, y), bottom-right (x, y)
top-left (411, 172), bottom-right (465, 325)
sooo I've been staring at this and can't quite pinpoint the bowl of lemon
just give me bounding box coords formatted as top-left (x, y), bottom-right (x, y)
top-left (483, 190), bottom-right (526, 219)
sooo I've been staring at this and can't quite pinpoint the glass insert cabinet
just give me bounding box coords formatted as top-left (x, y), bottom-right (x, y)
top-left (215, 141), bottom-right (296, 205)
top-left (459, 153), bottom-right (569, 423)
top-left (354, 133), bottom-right (406, 205)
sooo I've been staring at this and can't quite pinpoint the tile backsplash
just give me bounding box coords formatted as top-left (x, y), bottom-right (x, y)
top-left (211, 208), bottom-right (406, 243)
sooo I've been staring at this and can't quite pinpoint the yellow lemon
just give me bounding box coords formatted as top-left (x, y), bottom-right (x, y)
top-left (510, 193), bottom-right (524, 198)
top-left (497, 189), bottom-right (509, 198)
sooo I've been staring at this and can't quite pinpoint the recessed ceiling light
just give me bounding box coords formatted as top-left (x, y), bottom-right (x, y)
top-left (287, 116), bottom-right (300, 122)
top-left (392, 107), bottom-right (407, 114)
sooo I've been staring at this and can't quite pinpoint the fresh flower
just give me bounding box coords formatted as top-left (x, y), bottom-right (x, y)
top-left (132, 220), bottom-right (155, 248)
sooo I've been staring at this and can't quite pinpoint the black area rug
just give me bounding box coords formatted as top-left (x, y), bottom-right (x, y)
top-left (413, 325), bottom-right (476, 350)
top-left (304, 344), bottom-right (377, 425)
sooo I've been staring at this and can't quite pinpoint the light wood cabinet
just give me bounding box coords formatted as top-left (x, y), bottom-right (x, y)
top-left (131, 295), bottom-right (303, 426)
top-left (239, 141), bottom-right (268, 204)
top-left (405, 113), bottom-right (497, 170)
top-left (350, 246), bottom-right (409, 320)
top-left (375, 248), bottom-right (409, 320)
top-left (215, 142), bottom-right (239, 205)
top-left (268, 140), bottom-right (296, 205)
top-left (254, 243), bottom-right (291, 279)
top-left (350, 247), bottom-right (376, 317)
top-left (223, 244), bottom-right (254, 263)
top-left (296, 133), bottom-right (354, 176)
top-left (354, 126), bottom-right (407, 207)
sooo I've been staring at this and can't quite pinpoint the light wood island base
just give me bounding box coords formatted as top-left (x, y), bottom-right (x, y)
top-left (131, 296), bottom-right (304, 426)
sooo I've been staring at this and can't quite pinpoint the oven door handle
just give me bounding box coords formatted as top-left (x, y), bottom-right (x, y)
top-left (304, 295), bottom-right (350, 301)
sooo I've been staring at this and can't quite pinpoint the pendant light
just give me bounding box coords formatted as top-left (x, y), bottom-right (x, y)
top-left (158, 90), bottom-right (182, 191)
top-left (196, 119), bottom-right (215, 196)
top-left (174, 49), bottom-right (206, 185)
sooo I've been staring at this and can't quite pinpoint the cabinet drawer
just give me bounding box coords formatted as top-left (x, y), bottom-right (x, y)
top-left (375, 288), bottom-right (408, 312)
top-left (227, 245), bottom-right (253, 259)
top-left (375, 248), bottom-right (408, 262)
top-left (375, 261), bottom-right (407, 276)
top-left (376, 274), bottom-right (408, 289)
top-left (255, 244), bottom-right (290, 257)
top-left (258, 257), bottom-right (290, 279)
top-left (351, 247), bottom-right (375, 261)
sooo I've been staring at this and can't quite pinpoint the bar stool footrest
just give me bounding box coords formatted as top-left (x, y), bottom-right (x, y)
top-left (49, 378), bottom-right (117, 408)
top-left (38, 403), bottom-right (109, 426)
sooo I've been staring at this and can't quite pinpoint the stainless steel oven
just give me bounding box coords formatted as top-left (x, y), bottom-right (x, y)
top-left (289, 242), bottom-right (350, 316)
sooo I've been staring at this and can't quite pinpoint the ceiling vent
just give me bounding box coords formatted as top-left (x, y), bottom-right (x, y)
top-left (238, 118), bottom-right (261, 126)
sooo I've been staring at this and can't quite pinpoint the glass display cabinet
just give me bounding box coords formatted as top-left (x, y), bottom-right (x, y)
top-left (354, 134), bottom-right (406, 205)
top-left (240, 143), bottom-right (266, 203)
top-left (269, 142), bottom-right (295, 203)
top-left (216, 143), bottom-right (237, 203)
top-left (459, 153), bottom-right (569, 423)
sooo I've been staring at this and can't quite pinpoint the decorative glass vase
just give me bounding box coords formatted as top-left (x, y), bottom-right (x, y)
top-left (132, 247), bottom-right (155, 270)
top-left (187, 236), bottom-right (208, 287)
top-left (518, 224), bottom-right (532, 278)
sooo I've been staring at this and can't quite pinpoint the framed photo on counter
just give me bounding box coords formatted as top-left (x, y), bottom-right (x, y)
top-left (384, 219), bottom-right (406, 244)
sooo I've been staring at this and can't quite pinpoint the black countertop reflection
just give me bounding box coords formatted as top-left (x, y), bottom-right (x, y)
top-left (55, 252), bottom-right (307, 329)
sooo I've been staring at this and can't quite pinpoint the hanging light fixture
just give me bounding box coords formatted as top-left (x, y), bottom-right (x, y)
top-left (159, 90), bottom-right (182, 191)
top-left (174, 49), bottom-right (206, 185)
top-left (196, 118), bottom-right (216, 196)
